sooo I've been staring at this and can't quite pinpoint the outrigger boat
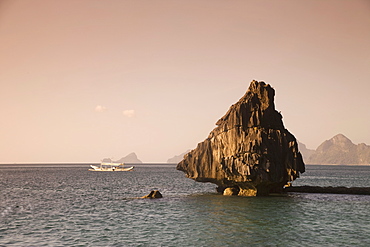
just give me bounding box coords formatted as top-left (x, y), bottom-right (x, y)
top-left (88, 162), bottom-right (134, 172)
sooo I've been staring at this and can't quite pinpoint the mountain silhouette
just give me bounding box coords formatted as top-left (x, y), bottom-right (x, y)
top-left (103, 152), bottom-right (143, 163)
top-left (307, 134), bottom-right (370, 165)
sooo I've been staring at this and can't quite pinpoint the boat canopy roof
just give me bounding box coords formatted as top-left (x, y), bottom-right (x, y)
top-left (101, 162), bottom-right (123, 166)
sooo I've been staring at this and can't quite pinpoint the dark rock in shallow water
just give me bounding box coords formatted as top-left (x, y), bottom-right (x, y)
top-left (141, 190), bottom-right (163, 199)
top-left (284, 186), bottom-right (370, 195)
top-left (177, 80), bottom-right (305, 196)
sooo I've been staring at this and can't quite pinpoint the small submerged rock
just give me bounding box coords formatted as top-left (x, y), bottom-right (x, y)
top-left (141, 190), bottom-right (163, 199)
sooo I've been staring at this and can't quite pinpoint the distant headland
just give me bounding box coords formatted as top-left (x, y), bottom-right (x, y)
top-left (298, 134), bottom-right (370, 165)
top-left (103, 152), bottom-right (143, 164)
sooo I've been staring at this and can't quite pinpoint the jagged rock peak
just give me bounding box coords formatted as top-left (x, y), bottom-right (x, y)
top-left (213, 80), bottom-right (283, 132)
top-left (177, 80), bottom-right (305, 196)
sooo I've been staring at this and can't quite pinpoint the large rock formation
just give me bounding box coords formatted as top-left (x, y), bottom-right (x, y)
top-left (307, 134), bottom-right (370, 165)
top-left (177, 80), bottom-right (305, 196)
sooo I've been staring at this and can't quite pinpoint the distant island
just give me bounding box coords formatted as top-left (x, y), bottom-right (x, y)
top-left (103, 152), bottom-right (143, 163)
top-left (167, 150), bottom-right (190, 163)
top-left (297, 141), bottom-right (316, 161)
top-left (172, 134), bottom-right (370, 165)
top-left (303, 134), bottom-right (370, 165)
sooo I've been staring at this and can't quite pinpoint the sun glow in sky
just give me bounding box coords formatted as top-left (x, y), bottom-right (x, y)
top-left (1, 0), bottom-right (369, 163)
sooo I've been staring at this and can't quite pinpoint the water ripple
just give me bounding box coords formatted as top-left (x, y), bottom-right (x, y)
top-left (1, 165), bottom-right (370, 246)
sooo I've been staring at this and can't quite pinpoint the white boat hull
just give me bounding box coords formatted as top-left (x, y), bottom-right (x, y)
top-left (88, 164), bottom-right (134, 172)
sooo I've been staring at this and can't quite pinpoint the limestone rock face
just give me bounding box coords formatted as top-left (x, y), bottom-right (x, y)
top-left (177, 80), bottom-right (305, 196)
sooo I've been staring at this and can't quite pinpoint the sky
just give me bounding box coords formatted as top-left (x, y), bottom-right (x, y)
top-left (0, 0), bottom-right (369, 163)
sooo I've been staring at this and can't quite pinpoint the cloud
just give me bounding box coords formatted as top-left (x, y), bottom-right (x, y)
top-left (123, 109), bottom-right (135, 118)
top-left (95, 105), bottom-right (107, 112)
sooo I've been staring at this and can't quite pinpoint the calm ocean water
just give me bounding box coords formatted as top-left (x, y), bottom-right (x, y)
top-left (1, 164), bottom-right (370, 246)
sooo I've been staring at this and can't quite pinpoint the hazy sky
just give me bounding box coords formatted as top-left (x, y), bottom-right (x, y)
top-left (1, 0), bottom-right (369, 163)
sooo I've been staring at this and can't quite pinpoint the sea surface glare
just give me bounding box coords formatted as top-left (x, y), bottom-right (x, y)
top-left (1, 164), bottom-right (370, 246)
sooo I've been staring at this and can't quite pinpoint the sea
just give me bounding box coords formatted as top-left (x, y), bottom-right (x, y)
top-left (1, 164), bottom-right (370, 246)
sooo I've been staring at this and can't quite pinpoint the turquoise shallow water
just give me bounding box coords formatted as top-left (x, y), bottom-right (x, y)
top-left (1, 164), bottom-right (370, 246)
